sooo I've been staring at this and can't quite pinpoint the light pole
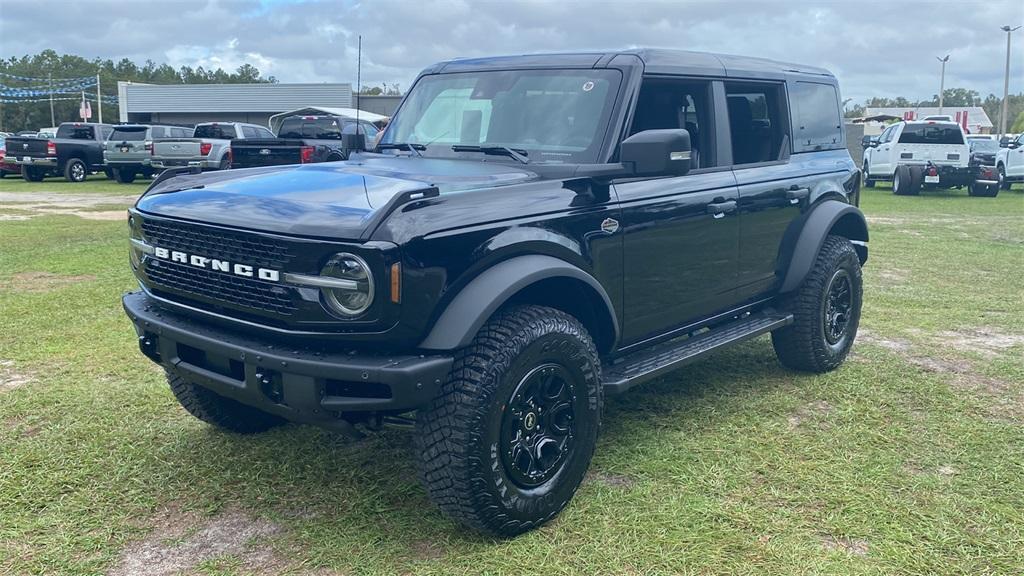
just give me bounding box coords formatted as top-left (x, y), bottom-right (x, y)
top-left (999, 25), bottom-right (1021, 137)
top-left (936, 55), bottom-right (949, 115)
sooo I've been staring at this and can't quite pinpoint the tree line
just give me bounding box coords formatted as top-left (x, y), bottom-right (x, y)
top-left (845, 87), bottom-right (1024, 132)
top-left (0, 50), bottom-right (276, 132)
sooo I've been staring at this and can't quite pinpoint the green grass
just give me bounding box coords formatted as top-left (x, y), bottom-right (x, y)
top-left (1, 178), bottom-right (1023, 575)
top-left (0, 172), bottom-right (151, 195)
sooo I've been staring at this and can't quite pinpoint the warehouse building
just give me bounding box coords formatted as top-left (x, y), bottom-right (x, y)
top-left (860, 106), bottom-right (993, 136)
top-left (116, 81), bottom-right (399, 127)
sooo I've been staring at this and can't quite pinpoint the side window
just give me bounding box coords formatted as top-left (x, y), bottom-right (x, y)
top-left (790, 81), bottom-right (842, 152)
top-left (881, 125), bottom-right (896, 143)
top-left (725, 82), bottom-right (788, 166)
top-left (360, 122), bottom-right (378, 138)
top-left (150, 127), bottom-right (165, 139)
top-left (629, 79), bottom-right (715, 169)
top-left (241, 126), bottom-right (259, 139)
top-left (101, 126), bottom-right (114, 140)
top-left (258, 127), bottom-right (275, 138)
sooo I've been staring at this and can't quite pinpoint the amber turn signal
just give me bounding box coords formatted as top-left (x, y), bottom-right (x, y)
top-left (390, 262), bottom-right (401, 303)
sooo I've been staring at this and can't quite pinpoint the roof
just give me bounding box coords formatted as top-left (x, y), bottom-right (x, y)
top-left (268, 107), bottom-right (388, 134)
top-left (865, 107), bottom-right (993, 128)
top-left (432, 48), bottom-right (834, 81)
top-left (120, 82), bottom-right (353, 113)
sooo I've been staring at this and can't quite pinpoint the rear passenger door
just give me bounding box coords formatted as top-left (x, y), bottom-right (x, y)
top-left (614, 78), bottom-right (740, 345)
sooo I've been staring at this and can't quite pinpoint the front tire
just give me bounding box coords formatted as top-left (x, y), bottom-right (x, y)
top-left (415, 305), bottom-right (602, 537)
top-left (998, 165), bottom-right (1011, 190)
top-left (772, 235), bottom-right (863, 373)
top-left (166, 370), bottom-right (285, 434)
top-left (64, 158), bottom-right (87, 182)
top-left (862, 161), bottom-right (875, 188)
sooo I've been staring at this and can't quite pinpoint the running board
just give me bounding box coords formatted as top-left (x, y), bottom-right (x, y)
top-left (602, 311), bottom-right (793, 395)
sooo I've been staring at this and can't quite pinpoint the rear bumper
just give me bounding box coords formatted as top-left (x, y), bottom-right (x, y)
top-left (123, 291), bottom-right (453, 422)
top-left (151, 158), bottom-right (218, 170)
top-left (105, 158), bottom-right (152, 167)
top-left (12, 157), bottom-right (56, 167)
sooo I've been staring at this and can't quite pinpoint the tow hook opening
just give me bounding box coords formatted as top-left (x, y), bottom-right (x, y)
top-left (256, 369), bottom-right (286, 405)
top-left (139, 332), bottom-right (160, 362)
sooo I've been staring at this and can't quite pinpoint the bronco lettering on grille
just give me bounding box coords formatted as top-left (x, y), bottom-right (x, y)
top-left (152, 246), bottom-right (281, 282)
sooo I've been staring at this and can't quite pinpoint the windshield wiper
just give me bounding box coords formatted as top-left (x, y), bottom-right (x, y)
top-left (376, 142), bottom-right (424, 157)
top-left (451, 145), bottom-right (529, 164)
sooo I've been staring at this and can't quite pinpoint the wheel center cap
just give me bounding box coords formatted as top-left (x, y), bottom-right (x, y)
top-left (524, 412), bottom-right (538, 431)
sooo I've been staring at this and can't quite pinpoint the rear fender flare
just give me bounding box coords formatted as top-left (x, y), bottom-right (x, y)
top-left (418, 254), bottom-right (619, 351)
top-left (779, 201), bottom-right (868, 293)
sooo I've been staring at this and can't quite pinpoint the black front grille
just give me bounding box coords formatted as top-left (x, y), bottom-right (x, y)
top-left (140, 218), bottom-right (298, 317)
top-left (146, 259), bottom-right (297, 316)
top-left (141, 218), bottom-right (292, 270)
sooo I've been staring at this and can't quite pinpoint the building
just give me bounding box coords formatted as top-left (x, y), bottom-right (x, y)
top-left (861, 106), bottom-right (993, 136)
top-left (117, 81), bottom-right (355, 127)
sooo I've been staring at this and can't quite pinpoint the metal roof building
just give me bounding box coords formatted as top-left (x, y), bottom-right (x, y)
top-left (862, 106), bottom-right (993, 135)
top-left (117, 81), bottom-right (353, 127)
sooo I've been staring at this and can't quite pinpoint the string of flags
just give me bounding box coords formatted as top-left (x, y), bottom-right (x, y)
top-left (0, 94), bottom-right (119, 104)
top-left (0, 78), bottom-right (100, 98)
top-left (0, 71), bottom-right (96, 83)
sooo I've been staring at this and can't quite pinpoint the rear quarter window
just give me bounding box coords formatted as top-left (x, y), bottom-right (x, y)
top-left (897, 124), bottom-right (964, 145)
top-left (790, 81), bottom-right (843, 152)
top-left (56, 125), bottom-right (95, 139)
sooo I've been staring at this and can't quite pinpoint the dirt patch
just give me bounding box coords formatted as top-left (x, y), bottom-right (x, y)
top-left (0, 360), bottom-right (32, 392)
top-left (3, 271), bottom-right (96, 292)
top-left (874, 268), bottom-right (909, 286)
top-left (587, 471), bottom-right (637, 489)
top-left (0, 191), bottom-right (137, 221)
top-left (787, 400), bottom-right (833, 430)
top-left (108, 506), bottom-right (282, 576)
top-left (938, 328), bottom-right (1024, 358)
top-left (820, 533), bottom-right (869, 556)
top-left (409, 539), bottom-right (446, 561)
top-left (856, 329), bottom-right (912, 353)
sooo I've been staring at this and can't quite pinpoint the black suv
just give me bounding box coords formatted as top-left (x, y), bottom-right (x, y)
top-left (123, 50), bottom-right (867, 536)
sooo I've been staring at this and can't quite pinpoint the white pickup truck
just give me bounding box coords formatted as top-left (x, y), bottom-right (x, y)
top-left (861, 120), bottom-right (997, 196)
top-left (995, 133), bottom-right (1024, 190)
top-left (150, 122), bottom-right (274, 171)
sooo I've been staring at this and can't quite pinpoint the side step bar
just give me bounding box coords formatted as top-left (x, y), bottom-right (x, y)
top-left (602, 311), bottom-right (793, 395)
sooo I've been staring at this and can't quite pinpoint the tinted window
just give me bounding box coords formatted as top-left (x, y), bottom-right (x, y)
top-left (629, 79), bottom-right (715, 168)
top-left (173, 127), bottom-right (192, 137)
top-left (898, 124), bottom-right (964, 145)
top-left (791, 82), bottom-right (842, 152)
top-left (258, 127), bottom-right (275, 138)
top-left (241, 126), bottom-right (259, 138)
top-left (279, 117), bottom-right (344, 139)
top-left (56, 124), bottom-right (95, 139)
top-left (193, 124), bottom-right (237, 139)
top-left (110, 127), bottom-right (148, 141)
top-left (150, 127), bottom-right (166, 139)
top-left (725, 82), bottom-right (787, 165)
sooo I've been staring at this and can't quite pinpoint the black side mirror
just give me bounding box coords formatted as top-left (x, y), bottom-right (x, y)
top-left (620, 129), bottom-right (691, 178)
top-left (1008, 141), bottom-right (1021, 150)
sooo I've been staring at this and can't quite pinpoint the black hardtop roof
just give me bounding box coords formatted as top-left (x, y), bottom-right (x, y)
top-left (431, 48), bottom-right (834, 81)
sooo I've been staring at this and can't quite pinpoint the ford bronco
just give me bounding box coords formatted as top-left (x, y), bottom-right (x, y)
top-left (123, 49), bottom-right (868, 536)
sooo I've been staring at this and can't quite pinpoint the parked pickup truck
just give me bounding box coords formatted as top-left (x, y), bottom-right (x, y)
top-left (104, 124), bottom-right (194, 184)
top-left (230, 115), bottom-right (380, 168)
top-left (8, 122), bottom-right (114, 182)
top-left (151, 122), bottom-right (273, 171)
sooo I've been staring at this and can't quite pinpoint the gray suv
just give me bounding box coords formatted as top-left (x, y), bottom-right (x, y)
top-left (104, 125), bottom-right (192, 183)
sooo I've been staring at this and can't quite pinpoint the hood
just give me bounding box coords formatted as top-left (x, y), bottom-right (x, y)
top-left (135, 156), bottom-right (537, 239)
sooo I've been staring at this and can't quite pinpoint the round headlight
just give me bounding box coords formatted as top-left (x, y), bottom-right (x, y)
top-left (320, 253), bottom-right (374, 318)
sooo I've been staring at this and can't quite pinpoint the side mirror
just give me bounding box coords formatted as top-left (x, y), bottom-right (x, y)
top-left (1008, 141), bottom-right (1020, 149)
top-left (620, 129), bottom-right (691, 178)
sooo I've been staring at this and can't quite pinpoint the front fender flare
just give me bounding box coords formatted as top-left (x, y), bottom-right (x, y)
top-left (418, 254), bottom-right (618, 351)
top-left (779, 201), bottom-right (868, 293)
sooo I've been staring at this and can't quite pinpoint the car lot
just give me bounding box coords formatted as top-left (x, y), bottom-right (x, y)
top-left (0, 175), bottom-right (1021, 574)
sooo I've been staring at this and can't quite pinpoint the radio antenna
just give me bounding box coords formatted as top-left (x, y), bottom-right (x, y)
top-left (355, 35), bottom-right (361, 134)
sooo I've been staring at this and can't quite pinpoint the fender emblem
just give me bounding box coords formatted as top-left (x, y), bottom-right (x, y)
top-left (600, 218), bottom-right (619, 234)
top-left (259, 148), bottom-right (271, 155)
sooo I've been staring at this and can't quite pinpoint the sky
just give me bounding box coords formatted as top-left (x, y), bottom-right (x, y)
top-left (0, 0), bottom-right (1021, 107)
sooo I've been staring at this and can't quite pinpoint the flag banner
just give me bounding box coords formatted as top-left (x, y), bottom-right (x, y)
top-left (0, 71), bottom-right (96, 83)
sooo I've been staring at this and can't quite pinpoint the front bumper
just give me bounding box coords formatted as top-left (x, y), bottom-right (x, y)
top-left (123, 291), bottom-right (452, 422)
top-left (151, 158), bottom-right (217, 170)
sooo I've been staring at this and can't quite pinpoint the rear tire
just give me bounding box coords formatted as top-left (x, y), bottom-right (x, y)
top-left (22, 167), bottom-right (45, 182)
top-left (968, 181), bottom-right (998, 197)
top-left (415, 305), bottom-right (602, 537)
top-left (112, 167), bottom-right (137, 184)
top-left (219, 156), bottom-right (231, 170)
top-left (166, 370), bottom-right (286, 434)
top-left (998, 165), bottom-right (1011, 190)
top-left (772, 235), bottom-right (863, 373)
top-left (64, 158), bottom-right (87, 182)
top-left (892, 165), bottom-right (917, 195)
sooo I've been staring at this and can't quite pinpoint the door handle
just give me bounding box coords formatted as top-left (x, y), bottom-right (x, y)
top-left (707, 200), bottom-right (737, 219)
top-left (786, 187), bottom-right (810, 204)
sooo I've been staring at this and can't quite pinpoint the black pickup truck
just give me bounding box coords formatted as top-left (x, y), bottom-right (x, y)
top-left (230, 115), bottom-right (380, 168)
top-left (124, 49), bottom-right (867, 537)
top-left (8, 122), bottom-right (114, 182)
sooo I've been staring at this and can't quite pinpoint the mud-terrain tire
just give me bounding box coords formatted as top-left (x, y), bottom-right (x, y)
top-left (166, 370), bottom-right (285, 434)
top-left (64, 158), bottom-right (87, 182)
top-left (21, 167), bottom-right (45, 182)
top-left (862, 161), bottom-right (875, 188)
top-left (113, 167), bottom-right (136, 184)
top-left (772, 235), bottom-right (863, 373)
top-left (415, 305), bottom-right (602, 537)
top-left (967, 181), bottom-right (998, 197)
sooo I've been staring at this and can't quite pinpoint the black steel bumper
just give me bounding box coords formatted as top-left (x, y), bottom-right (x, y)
top-left (123, 291), bottom-right (453, 423)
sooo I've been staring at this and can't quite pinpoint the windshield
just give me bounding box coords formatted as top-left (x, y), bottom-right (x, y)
top-left (898, 124), bottom-right (964, 145)
top-left (381, 69), bottom-right (622, 163)
top-left (969, 139), bottom-right (998, 152)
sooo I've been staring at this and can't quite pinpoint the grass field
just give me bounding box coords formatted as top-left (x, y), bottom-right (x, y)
top-left (1, 174), bottom-right (1022, 575)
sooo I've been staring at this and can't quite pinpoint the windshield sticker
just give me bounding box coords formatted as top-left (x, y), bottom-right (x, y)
top-left (582, 81), bottom-right (595, 92)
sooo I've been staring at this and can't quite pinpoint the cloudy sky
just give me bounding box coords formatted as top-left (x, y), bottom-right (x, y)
top-left (1, 0), bottom-right (1021, 105)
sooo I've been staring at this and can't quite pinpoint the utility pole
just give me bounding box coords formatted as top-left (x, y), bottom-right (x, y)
top-left (48, 72), bottom-right (55, 127)
top-left (96, 73), bottom-right (102, 124)
top-left (999, 25), bottom-right (1021, 137)
top-left (936, 55), bottom-right (949, 114)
